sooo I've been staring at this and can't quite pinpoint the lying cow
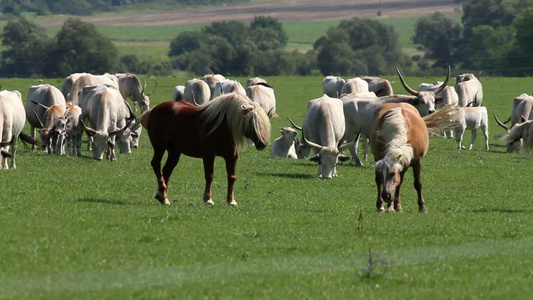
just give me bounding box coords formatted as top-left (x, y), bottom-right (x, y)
top-left (270, 127), bottom-right (298, 159)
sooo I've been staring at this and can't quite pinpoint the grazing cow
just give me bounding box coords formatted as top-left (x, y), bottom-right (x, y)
top-left (370, 103), bottom-right (458, 212)
top-left (502, 120), bottom-right (533, 155)
top-left (0, 90), bottom-right (26, 169)
top-left (339, 67), bottom-right (450, 166)
top-left (32, 103), bottom-right (67, 155)
top-left (79, 85), bottom-right (133, 160)
top-left (116, 73), bottom-right (156, 113)
top-left (172, 85), bottom-right (185, 101)
top-left (142, 93), bottom-right (270, 205)
top-left (184, 79), bottom-right (211, 106)
top-left (246, 81), bottom-right (277, 118)
top-left (360, 76), bottom-right (394, 96)
top-left (454, 107), bottom-right (489, 151)
top-left (455, 73), bottom-right (483, 107)
top-left (288, 95), bottom-right (351, 179)
top-left (270, 127), bottom-right (298, 159)
top-left (212, 79), bottom-right (246, 98)
top-left (322, 76), bottom-right (345, 98)
top-left (340, 78), bottom-right (369, 96)
top-left (60, 73), bottom-right (89, 98)
top-left (495, 94), bottom-right (533, 152)
top-left (26, 84), bottom-right (67, 151)
top-left (64, 105), bottom-right (83, 156)
top-left (66, 73), bottom-right (119, 106)
top-left (203, 74), bottom-right (226, 100)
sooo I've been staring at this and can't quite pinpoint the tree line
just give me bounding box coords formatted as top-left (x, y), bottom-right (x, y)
top-left (1, 0), bottom-right (532, 78)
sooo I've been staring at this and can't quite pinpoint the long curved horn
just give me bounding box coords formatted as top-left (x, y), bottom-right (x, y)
top-left (146, 78), bottom-right (158, 96)
top-left (109, 124), bottom-right (128, 137)
top-left (30, 100), bottom-right (50, 110)
top-left (303, 136), bottom-right (323, 150)
top-left (494, 113), bottom-right (510, 131)
top-left (80, 120), bottom-right (98, 136)
top-left (287, 117), bottom-right (303, 131)
top-left (32, 111), bottom-right (44, 128)
top-left (338, 136), bottom-right (357, 151)
top-left (433, 65), bottom-right (451, 95)
top-left (396, 68), bottom-right (419, 96)
top-left (191, 89), bottom-right (199, 106)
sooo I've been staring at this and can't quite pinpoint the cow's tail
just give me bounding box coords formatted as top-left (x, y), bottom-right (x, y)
top-left (19, 133), bottom-right (40, 146)
top-left (422, 106), bottom-right (461, 136)
top-left (140, 108), bottom-right (152, 129)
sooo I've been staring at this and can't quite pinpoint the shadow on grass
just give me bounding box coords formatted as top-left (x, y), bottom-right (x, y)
top-left (472, 208), bottom-right (531, 213)
top-left (258, 172), bottom-right (315, 179)
top-left (78, 198), bottom-right (126, 205)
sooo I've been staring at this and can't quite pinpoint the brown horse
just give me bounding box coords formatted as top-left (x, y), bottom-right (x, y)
top-left (141, 93), bottom-right (271, 205)
top-left (370, 103), bottom-right (457, 212)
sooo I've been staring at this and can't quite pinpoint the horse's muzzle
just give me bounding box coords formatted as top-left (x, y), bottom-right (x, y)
top-left (255, 142), bottom-right (267, 151)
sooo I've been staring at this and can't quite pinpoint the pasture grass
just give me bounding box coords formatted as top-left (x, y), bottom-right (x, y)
top-left (1, 75), bottom-right (532, 299)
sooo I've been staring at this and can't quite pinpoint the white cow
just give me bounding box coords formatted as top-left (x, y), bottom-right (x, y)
top-left (246, 81), bottom-right (277, 118)
top-left (212, 79), bottom-right (246, 98)
top-left (26, 84), bottom-right (67, 150)
top-left (116, 73), bottom-right (155, 113)
top-left (60, 72), bottom-right (89, 99)
top-left (172, 85), bottom-right (185, 101)
top-left (454, 106), bottom-right (489, 151)
top-left (502, 120), bottom-right (533, 155)
top-left (66, 73), bottom-right (119, 106)
top-left (203, 74), bottom-right (226, 100)
top-left (184, 79), bottom-right (211, 105)
top-left (419, 80), bottom-right (459, 138)
top-left (247, 77), bottom-right (267, 87)
top-left (0, 90), bottom-right (26, 169)
top-left (455, 73), bottom-right (483, 107)
top-left (360, 76), bottom-right (394, 96)
top-left (322, 76), bottom-right (345, 98)
top-left (495, 93), bottom-right (533, 152)
top-left (340, 78), bottom-right (369, 96)
top-left (79, 85), bottom-right (133, 160)
top-left (33, 104), bottom-right (67, 155)
top-left (270, 127), bottom-right (298, 159)
top-left (289, 95), bottom-right (351, 179)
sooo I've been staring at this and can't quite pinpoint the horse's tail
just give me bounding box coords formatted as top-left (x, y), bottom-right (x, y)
top-left (19, 132), bottom-right (40, 146)
top-left (422, 106), bottom-right (461, 135)
top-left (140, 109), bottom-right (152, 129)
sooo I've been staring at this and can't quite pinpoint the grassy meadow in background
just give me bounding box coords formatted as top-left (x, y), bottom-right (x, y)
top-left (1, 74), bottom-right (532, 299)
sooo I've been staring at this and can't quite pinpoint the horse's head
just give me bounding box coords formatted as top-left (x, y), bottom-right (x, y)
top-left (241, 102), bottom-right (270, 151)
top-left (374, 157), bottom-right (404, 204)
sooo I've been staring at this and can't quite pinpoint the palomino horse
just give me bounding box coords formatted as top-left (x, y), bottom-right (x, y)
top-left (370, 103), bottom-right (458, 212)
top-left (141, 93), bottom-right (271, 205)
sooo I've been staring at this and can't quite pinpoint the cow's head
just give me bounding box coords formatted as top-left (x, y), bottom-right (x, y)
top-left (140, 78), bottom-right (157, 113)
top-left (51, 118), bottom-right (67, 155)
top-left (281, 127), bottom-right (298, 139)
top-left (82, 120), bottom-right (128, 160)
top-left (495, 113), bottom-right (526, 153)
top-left (397, 66), bottom-right (450, 116)
top-left (304, 137), bottom-right (351, 179)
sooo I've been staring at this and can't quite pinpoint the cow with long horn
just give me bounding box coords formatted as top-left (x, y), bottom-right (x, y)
top-left (116, 73), bottom-right (156, 113)
top-left (494, 93), bottom-right (533, 152)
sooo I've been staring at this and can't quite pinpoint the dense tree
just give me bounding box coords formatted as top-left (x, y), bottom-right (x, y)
top-left (413, 12), bottom-right (461, 68)
top-left (314, 17), bottom-right (409, 75)
top-left (250, 16), bottom-right (288, 48)
top-left (462, 25), bottom-right (514, 73)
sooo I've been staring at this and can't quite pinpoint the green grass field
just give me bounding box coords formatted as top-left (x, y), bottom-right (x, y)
top-left (1, 75), bottom-right (532, 299)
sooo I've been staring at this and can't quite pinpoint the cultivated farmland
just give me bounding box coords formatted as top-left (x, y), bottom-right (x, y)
top-left (1, 75), bottom-right (532, 299)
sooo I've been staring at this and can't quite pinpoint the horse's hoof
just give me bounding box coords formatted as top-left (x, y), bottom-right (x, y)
top-left (155, 192), bottom-right (170, 205)
top-left (205, 199), bottom-right (215, 205)
top-left (228, 200), bottom-right (238, 206)
top-left (377, 207), bottom-right (385, 212)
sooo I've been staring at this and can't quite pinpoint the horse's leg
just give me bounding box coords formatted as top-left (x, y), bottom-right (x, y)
top-left (202, 156), bottom-right (215, 205)
top-left (161, 148), bottom-right (181, 205)
top-left (412, 158), bottom-right (427, 212)
top-left (224, 155), bottom-right (238, 206)
top-left (375, 171), bottom-right (384, 212)
top-left (151, 147), bottom-right (170, 205)
top-left (394, 170), bottom-right (407, 212)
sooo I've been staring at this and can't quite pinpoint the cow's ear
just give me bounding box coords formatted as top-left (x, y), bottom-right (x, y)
top-left (435, 97), bottom-right (444, 105)
top-left (310, 154), bottom-right (320, 162)
top-left (338, 154), bottom-right (350, 162)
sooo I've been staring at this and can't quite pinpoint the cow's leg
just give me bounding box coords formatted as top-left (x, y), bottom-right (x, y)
top-left (352, 133), bottom-right (364, 166)
top-left (203, 156), bottom-right (215, 205)
top-left (74, 132), bottom-right (83, 156)
top-left (363, 137), bottom-right (369, 161)
top-left (483, 126), bottom-right (489, 151)
top-left (469, 129), bottom-right (477, 150)
top-left (412, 158), bottom-right (427, 212)
top-left (224, 155), bottom-right (239, 206)
top-left (160, 148), bottom-right (180, 205)
top-left (456, 127), bottom-right (465, 150)
top-left (30, 126), bottom-right (37, 151)
top-left (394, 170), bottom-right (407, 212)
top-left (11, 139), bottom-right (18, 169)
top-left (151, 147), bottom-right (170, 205)
top-left (375, 171), bottom-right (384, 212)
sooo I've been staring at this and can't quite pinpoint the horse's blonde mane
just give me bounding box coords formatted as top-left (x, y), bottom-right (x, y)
top-left (503, 121), bottom-right (533, 155)
top-left (374, 107), bottom-right (413, 173)
top-left (199, 93), bottom-right (271, 153)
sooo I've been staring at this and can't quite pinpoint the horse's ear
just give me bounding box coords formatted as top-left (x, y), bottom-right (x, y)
top-left (240, 104), bottom-right (253, 112)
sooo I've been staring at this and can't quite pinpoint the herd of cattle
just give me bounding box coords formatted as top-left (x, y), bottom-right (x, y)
top-left (0, 70), bottom-right (532, 176)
